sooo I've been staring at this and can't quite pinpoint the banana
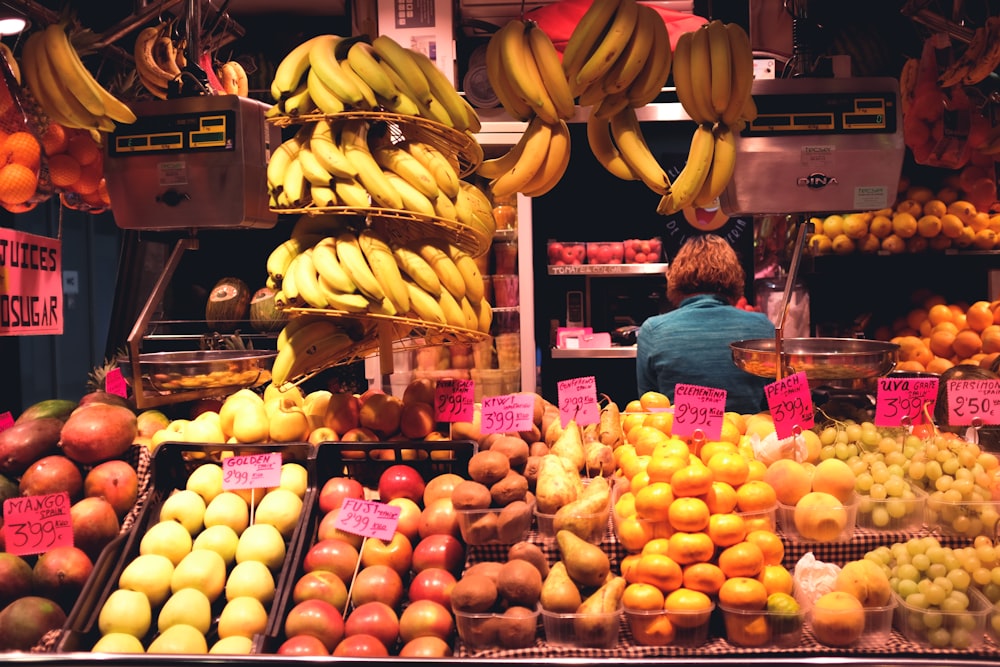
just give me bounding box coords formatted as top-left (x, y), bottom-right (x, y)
top-left (692, 123), bottom-right (736, 208)
top-left (405, 141), bottom-right (461, 198)
top-left (721, 21), bottom-right (754, 127)
top-left (689, 25), bottom-right (718, 123)
top-left (609, 106), bottom-right (670, 194)
top-left (627, 5), bottom-right (672, 107)
top-left (705, 20), bottom-right (732, 118)
top-left (229, 60), bottom-right (249, 96)
top-left (280, 250), bottom-right (304, 306)
top-left (656, 123), bottom-right (716, 216)
top-left (372, 144), bottom-right (439, 198)
top-left (277, 314), bottom-right (327, 351)
top-left (490, 115), bottom-right (555, 199)
top-left (448, 244), bottom-right (485, 302)
top-left (383, 171), bottom-right (436, 217)
top-left (30, 30), bottom-right (109, 132)
top-left (153, 36), bottom-right (183, 80)
top-left (347, 41), bottom-right (400, 105)
top-left (438, 288), bottom-right (467, 329)
top-left (375, 59), bottom-right (422, 115)
top-left (291, 248), bottom-right (328, 309)
top-left (937, 27), bottom-right (984, 88)
top-left (409, 49), bottom-right (474, 131)
top-left (283, 80), bottom-right (316, 116)
top-left (587, 109), bottom-right (639, 181)
top-left (272, 34), bottom-right (326, 101)
top-left (307, 34), bottom-right (366, 106)
top-left (432, 190), bottom-right (458, 220)
top-left (963, 17), bottom-right (1000, 86)
top-left (485, 26), bottom-right (534, 122)
top-left (601, 5), bottom-right (654, 95)
top-left (311, 236), bottom-right (357, 293)
top-left (418, 241), bottom-right (466, 300)
top-left (21, 31), bottom-right (73, 128)
top-left (0, 42), bottom-right (20, 84)
top-left (341, 120), bottom-right (405, 210)
top-left (372, 34), bottom-right (433, 105)
top-left (281, 152), bottom-right (309, 207)
top-left (404, 280), bottom-right (447, 325)
top-left (339, 57), bottom-right (377, 108)
top-left (460, 181), bottom-right (499, 237)
top-left (472, 297), bottom-right (493, 334)
top-left (521, 131), bottom-right (571, 197)
top-left (672, 30), bottom-right (713, 124)
top-left (335, 231), bottom-right (385, 301)
top-left (414, 94), bottom-right (456, 127)
top-left (574, 0), bottom-right (639, 95)
top-left (452, 184), bottom-right (477, 227)
top-left (308, 121), bottom-right (357, 178)
top-left (459, 296), bottom-right (479, 330)
top-left (358, 227), bottom-right (410, 313)
top-left (593, 89), bottom-right (630, 120)
top-left (899, 57), bottom-right (919, 116)
top-left (461, 97), bottom-right (482, 133)
top-left (268, 136), bottom-right (303, 194)
top-left (306, 67), bottom-right (346, 115)
top-left (133, 26), bottom-right (176, 91)
top-left (497, 19), bottom-right (558, 123)
top-left (562, 0), bottom-right (625, 88)
top-left (267, 235), bottom-right (321, 284)
top-left (320, 281), bottom-right (371, 313)
top-left (309, 185), bottom-right (337, 210)
top-left (334, 177), bottom-right (372, 207)
top-left (477, 132), bottom-right (527, 179)
top-left (525, 22), bottom-right (575, 120)
top-left (272, 319), bottom-right (353, 386)
top-left (297, 145), bottom-right (336, 187)
top-left (394, 244), bottom-right (442, 297)
top-left (366, 295), bottom-right (398, 317)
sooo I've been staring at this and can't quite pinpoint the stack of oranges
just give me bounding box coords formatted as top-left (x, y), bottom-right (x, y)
top-left (0, 128), bottom-right (43, 212)
top-left (40, 121), bottom-right (111, 213)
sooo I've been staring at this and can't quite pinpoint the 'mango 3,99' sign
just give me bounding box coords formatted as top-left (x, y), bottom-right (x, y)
top-left (0, 228), bottom-right (62, 335)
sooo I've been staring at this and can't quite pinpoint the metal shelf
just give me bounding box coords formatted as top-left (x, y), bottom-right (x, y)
top-left (547, 263), bottom-right (669, 276)
top-left (551, 346), bottom-right (637, 359)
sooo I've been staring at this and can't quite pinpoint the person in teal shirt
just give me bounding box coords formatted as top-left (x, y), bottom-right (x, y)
top-left (636, 234), bottom-right (776, 414)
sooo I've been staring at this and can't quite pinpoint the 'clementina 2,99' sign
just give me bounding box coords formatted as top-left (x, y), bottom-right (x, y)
top-left (0, 228), bottom-right (62, 335)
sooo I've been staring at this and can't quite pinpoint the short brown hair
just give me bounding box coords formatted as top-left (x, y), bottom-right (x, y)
top-left (666, 234), bottom-right (745, 306)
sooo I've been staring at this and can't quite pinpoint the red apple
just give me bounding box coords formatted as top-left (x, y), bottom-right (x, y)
top-left (332, 634), bottom-right (390, 657)
top-left (318, 476), bottom-right (365, 514)
top-left (83, 460), bottom-right (139, 520)
top-left (277, 634), bottom-right (329, 656)
top-left (360, 531), bottom-right (413, 577)
top-left (377, 464), bottom-right (425, 503)
top-left (399, 635), bottom-right (453, 657)
top-left (359, 393), bottom-right (404, 437)
top-left (303, 538), bottom-right (360, 582)
top-left (324, 393), bottom-right (361, 434)
top-left (284, 599), bottom-right (345, 651)
top-left (422, 472), bottom-right (464, 506)
top-left (411, 533), bottom-right (465, 575)
top-left (316, 508), bottom-right (364, 549)
top-left (407, 567), bottom-right (456, 608)
top-left (398, 599), bottom-right (454, 644)
top-left (387, 497), bottom-right (421, 543)
top-left (350, 563), bottom-right (404, 608)
top-left (340, 427), bottom-right (379, 442)
top-left (418, 497), bottom-right (460, 539)
top-left (344, 600), bottom-right (399, 650)
top-left (292, 570), bottom-right (349, 612)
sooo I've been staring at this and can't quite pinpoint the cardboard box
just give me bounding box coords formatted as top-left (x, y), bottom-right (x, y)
top-left (376, 0), bottom-right (457, 85)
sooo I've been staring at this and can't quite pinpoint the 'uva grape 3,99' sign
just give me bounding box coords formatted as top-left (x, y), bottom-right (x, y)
top-left (0, 228), bottom-right (62, 335)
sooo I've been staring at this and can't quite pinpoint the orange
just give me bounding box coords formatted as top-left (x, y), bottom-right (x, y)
top-left (639, 391), bottom-right (671, 411)
top-left (974, 228), bottom-right (998, 250)
top-left (698, 440), bottom-right (737, 465)
top-left (906, 185), bottom-right (935, 203)
top-left (66, 131), bottom-right (101, 166)
top-left (968, 301), bottom-right (996, 333)
top-left (982, 325), bottom-right (1000, 354)
top-left (744, 528), bottom-right (785, 566)
top-left (905, 308), bottom-right (929, 332)
top-left (758, 563), bottom-right (795, 595)
top-left (928, 303), bottom-right (954, 326)
top-left (868, 214), bottom-right (892, 238)
top-left (940, 213), bottom-right (965, 238)
top-left (718, 419), bottom-right (742, 445)
top-left (663, 588), bottom-right (713, 627)
top-left (895, 199), bottom-right (923, 216)
top-left (629, 468), bottom-right (651, 494)
top-left (642, 410), bottom-right (673, 435)
top-left (704, 480), bottom-right (738, 514)
top-left (916, 214), bottom-right (942, 237)
top-left (670, 463), bottom-right (713, 497)
top-left (681, 561), bottom-right (727, 596)
top-left (634, 482), bottom-right (673, 523)
top-left (40, 122), bottom-right (68, 156)
top-left (622, 411), bottom-right (646, 435)
top-left (652, 437), bottom-right (691, 460)
top-left (1, 131), bottom-right (41, 171)
top-left (47, 152), bottom-right (82, 188)
top-left (619, 450), bottom-right (649, 480)
top-left (620, 553), bottom-right (642, 580)
top-left (622, 582), bottom-right (665, 611)
top-left (953, 329), bottom-right (983, 359)
top-left (745, 459), bottom-right (768, 482)
top-left (629, 425), bottom-right (670, 456)
top-left (706, 451), bottom-right (750, 487)
top-left (624, 399), bottom-right (644, 413)
top-left (0, 162), bottom-right (38, 205)
top-left (734, 480), bottom-right (777, 512)
top-left (667, 496), bottom-right (710, 533)
top-left (707, 511), bottom-right (747, 547)
top-left (925, 356), bottom-right (955, 374)
top-left (922, 198), bottom-right (947, 217)
top-left (641, 537), bottom-right (673, 557)
top-left (881, 233), bottom-right (906, 253)
top-left (666, 530), bottom-right (715, 565)
top-left (928, 328), bottom-right (956, 358)
top-left (71, 159), bottom-right (102, 195)
top-left (630, 552), bottom-right (683, 593)
top-left (645, 453), bottom-right (687, 484)
top-left (718, 540), bottom-right (765, 578)
top-left (891, 211), bottom-right (918, 238)
top-left (718, 576), bottom-right (769, 610)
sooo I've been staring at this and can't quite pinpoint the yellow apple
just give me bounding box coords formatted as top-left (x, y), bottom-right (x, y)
top-left (170, 549), bottom-right (227, 601)
top-left (235, 523), bottom-right (286, 571)
top-left (139, 519), bottom-right (193, 566)
top-left (98, 589), bottom-right (152, 638)
top-left (158, 588), bottom-right (213, 634)
top-left (158, 489), bottom-right (207, 535)
top-left (118, 553), bottom-right (174, 606)
top-left (146, 623), bottom-right (208, 654)
top-left (217, 596), bottom-right (269, 639)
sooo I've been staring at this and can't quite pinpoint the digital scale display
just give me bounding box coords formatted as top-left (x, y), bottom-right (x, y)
top-left (108, 110), bottom-right (237, 155)
top-left (743, 90), bottom-right (898, 136)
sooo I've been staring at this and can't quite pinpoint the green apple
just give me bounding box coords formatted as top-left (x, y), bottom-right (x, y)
top-left (139, 520), bottom-right (192, 566)
top-left (225, 559), bottom-right (276, 604)
top-left (184, 411), bottom-right (227, 443)
top-left (217, 596), bottom-right (269, 639)
top-left (118, 553), bottom-right (174, 607)
top-left (98, 588), bottom-right (152, 638)
top-left (146, 623), bottom-right (208, 654)
top-left (192, 524), bottom-right (240, 566)
top-left (158, 489), bottom-right (207, 535)
top-left (186, 463), bottom-right (225, 503)
top-left (235, 523), bottom-right (286, 571)
top-left (209, 635), bottom-right (254, 655)
top-left (158, 588), bottom-right (213, 634)
top-left (92, 632), bottom-right (146, 653)
top-left (152, 420), bottom-right (189, 450)
top-left (276, 462), bottom-right (309, 499)
top-left (254, 488), bottom-right (304, 539)
top-left (203, 491), bottom-right (250, 534)
top-left (170, 549), bottom-right (227, 601)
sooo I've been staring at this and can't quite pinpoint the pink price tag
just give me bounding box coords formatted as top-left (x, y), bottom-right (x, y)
top-left (875, 376), bottom-right (938, 427)
top-left (947, 378), bottom-right (1000, 426)
top-left (3, 492), bottom-right (73, 556)
top-left (765, 372), bottom-right (814, 440)
top-left (557, 376), bottom-right (600, 427)
top-left (222, 452), bottom-right (283, 490)
top-left (104, 367), bottom-right (128, 398)
top-left (671, 383), bottom-right (726, 440)
top-left (0, 411), bottom-right (13, 431)
top-left (434, 378), bottom-right (474, 422)
top-left (480, 393), bottom-right (535, 434)
top-left (334, 498), bottom-right (400, 541)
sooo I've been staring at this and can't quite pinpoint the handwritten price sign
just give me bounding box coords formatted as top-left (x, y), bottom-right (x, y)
top-left (105, 367), bottom-right (128, 398)
top-left (875, 376), bottom-right (938, 427)
top-left (765, 371), bottom-right (814, 439)
top-left (672, 384), bottom-right (726, 440)
top-left (3, 492), bottom-right (73, 556)
top-left (557, 376), bottom-right (599, 426)
top-left (222, 452), bottom-right (283, 490)
top-left (334, 498), bottom-right (400, 541)
top-left (434, 378), bottom-right (474, 422)
top-left (947, 378), bottom-right (1000, 426)
top-left (0, 411), bottom-right (12, 431)
top-left (480, 393), bottom-right (534, 434)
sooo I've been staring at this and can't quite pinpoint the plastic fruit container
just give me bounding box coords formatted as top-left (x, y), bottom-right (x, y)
top-left (455, 498), bottom-right (535, 545)
top-left (922, 491), bottom-right (1000, 539)
top-left (540, 606), bottom-right (622, 648)
top-left (776, 493), bottom-right (858, 543)
top-left (454, 605), bottom-right (540, 650)
top-left (808, 598), bottom-right (896, 647)
top-left (586, 242), bottom-right (624, 265)
top-left (624, 602), bottom-right (714, 647)
top-left (718, 602), bottom-right (804, 648)
top-left (737, 504), bottom-right (778, 533)
top-left (893, 587), bottom-right (991, 650)
top-left (547, 240), bottom-right (586, 266)
top-left (855, 486), bottom-right (926, 531)
top-left (623, 238), bottom-right (662, 264)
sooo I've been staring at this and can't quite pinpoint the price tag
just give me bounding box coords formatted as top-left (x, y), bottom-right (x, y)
top-left (222, 452), bottom-right (283, 490)
top-left (0, 411), bottom-right (13, 431)
top-left (3, 492), bottom-right (73, 556)
top-left (434, 378), bottom-right (473, 422)
top-left (480, 393), bottom-right (534, 434)
top-left (765, 371), bottom-right (814, 439)
top-left (105, 367), bottom-right (128, 398)
top-left (671, 383), bottom-right (726, 440)
top-left (334, 498), bottom-right (400, 541)
top-left (947, 378), bottom-right (1000, 426)
top-left (557, 376), bottom-right (600, 426)
top-left (875, 376), bottom-right (938, 427)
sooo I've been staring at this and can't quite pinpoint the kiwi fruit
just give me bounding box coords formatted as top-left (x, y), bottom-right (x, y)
top-left (508, 541), bottom-right (550, 579)
top-left (467, 449), bottom-right (511, 486)
top-left (451, 479), bottom-right (493, 510)
top-left (490, 469), bottom-right (529, 506)
top-left (496, 558), bottom-right (543, 608)
top-left (450, 573), bottom-right (499, 612)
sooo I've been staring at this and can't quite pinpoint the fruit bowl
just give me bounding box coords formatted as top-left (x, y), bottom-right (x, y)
top-left (730, 337), bottom-right (899, 381)
top-left (117, 350), bottom-right (277, 393)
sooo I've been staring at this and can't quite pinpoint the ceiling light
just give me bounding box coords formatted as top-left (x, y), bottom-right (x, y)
top-left (0, 9), bottom-right (27, 36)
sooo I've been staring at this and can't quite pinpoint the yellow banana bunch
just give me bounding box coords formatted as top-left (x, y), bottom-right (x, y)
top-left (215, 61), bottom-right (249, 96)
top-left (656, 123), bottom-right (716, 215)
top-left (270, 318), bottom-right (355, 387)
top-left (674, 21), bottom-right (755, 127)
top-left (608, 106), bottom-right (670, 195)
top-left (476, 115), bottom-right (569, 199)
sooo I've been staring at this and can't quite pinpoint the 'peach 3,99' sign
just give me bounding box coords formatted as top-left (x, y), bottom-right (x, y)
top-left (0, 228), bottom-right (62, 335)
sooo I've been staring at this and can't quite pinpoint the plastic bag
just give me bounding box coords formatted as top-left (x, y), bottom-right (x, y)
top-left (792, 552), bottom-right (840, 614)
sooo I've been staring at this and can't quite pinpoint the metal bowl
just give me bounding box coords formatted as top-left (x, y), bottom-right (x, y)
top-left (730, 337), bottom-right (899, 381)
top-left (117, 350), bottom-right (278, 393)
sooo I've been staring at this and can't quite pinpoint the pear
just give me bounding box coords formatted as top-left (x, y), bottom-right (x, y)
top-left (597, 399), bottom-right (624, 448)
top-left (552, 476), bottom-right (611, 543)
top-left (556, 529), bottom-right (609, 588)
top-left (584, 441), bottom-right (615, 477)
top-left (573, 575), bottom-right (626, 647)
top-left (534, 454), bottom-right (582, 514)
top-left (550, 419), bottom-right (586, 471)
top-left (539, 561), bottom-right (581, 613)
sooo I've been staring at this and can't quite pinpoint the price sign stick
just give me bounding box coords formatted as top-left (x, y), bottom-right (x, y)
top-left (691, 430), bottom-right (706, 453)
top-left (921, 402), bottom-right (939, 436)
top-left (342, 537), bottom-right (367, 616)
